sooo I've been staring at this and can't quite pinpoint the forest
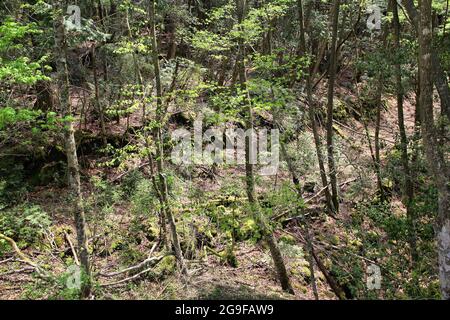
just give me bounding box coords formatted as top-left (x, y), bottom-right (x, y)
top-left (0, 0), bottom-right (449, 301)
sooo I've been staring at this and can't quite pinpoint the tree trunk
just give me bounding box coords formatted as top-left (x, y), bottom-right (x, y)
top-left (236, 0), bottom-right (294, 294)
top-left (298, 0), bottom-right (334, 214)
top-left (374, 82), bottom-right (383, 199)
top-left (280, 136), bottom-right (319, 299)
top-left (404, 0), bottom-right (450, 121)
top-left (325, 0), bottom-right (341, 213)
top-left (148, 0), bottom-right (187, 276)
top-left (91, 45), bottom-right (107, 145)
top-left (392, 0), bottom-right (417, 263)
top-left (53, 0), bottom-right (91, 297)
top-left (418, 0), bottom-right (450, 300)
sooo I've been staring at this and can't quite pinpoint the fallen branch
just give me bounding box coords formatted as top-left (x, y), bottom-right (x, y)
top-left (279, 229), bottom-right (346, 300)
top-left (273, 179), bottom-right (357, 222)
top-left (0, 233), bottom-right (52, 280)
top-left (111, 161), bottom-right (150, 182)
top-left (0, 266), bottom-right (34, 277)
top-left (0, 257), bottom-right (14, 264)
top-left (304, 185), bottom-right (329, 205)
top-left (333, 119), bottom-right (395, 144)
top-left (98, 242), bottom-right (160, 277)
top-left (311, 248), bottom-right (347, 300)
top-left (99, 255), bottom-right (165, 287)
top-left (63, 231), bottom-right (80, 266)
top-left (305, 178), bottom-right (356, 204)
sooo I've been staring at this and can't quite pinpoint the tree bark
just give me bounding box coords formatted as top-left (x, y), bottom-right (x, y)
top-left (236, 0), bottom-right (294, 294)
top-left (374, 79), bottom-right (383, 200)
top-left (418, 0), bottom-right (450, 300)
top-left (53, 0), bottom-right (91, 297)
top-left (148, 0), bottom-right (187, 277)
top-left (325, 0), bottom-right (341, 213)
top-left (392, 0), bottom-right (417, 263)
top-left (298, 0), bottom-right (334, 214)
top-left (91, 45), bottom-right (107, 145)
top-left (403, 0), bottom-right (450, 121)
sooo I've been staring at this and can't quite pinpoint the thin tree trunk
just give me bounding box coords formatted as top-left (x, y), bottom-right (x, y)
top-left (148, 0), bottom-right (187, 276)
top-left (303, 222), bottom-right (319, 300)
top-left (125, 7), bottom-right (146, 125)
top-left (92, 45), bottom-right (107, 145)
top-left (236, 0), bottom-right (294, 294)
top-left (298, 0), bottom-right (334, 214)
top-left (53, 0), bottom-right (91, 297)
top-left (125, 8), bottom-right (165, 248)
top-left (374, 82), bottom-right (383, 199)
top-left (280, 136), bottom-right (319, 299)
top-left (418, 0), bottom-right (450, 300)
top-left (392, 0), bottom-right (417, 263)
top-left (166, 7), bottom-right (177, 60)
top-left (325, 0), bottom-right (341, 213)
top-left (373, 25), bottom-right (390, 201)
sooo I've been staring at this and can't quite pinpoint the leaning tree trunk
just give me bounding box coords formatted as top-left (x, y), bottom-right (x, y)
top-left (236, 0), bottom-right (294, 294)
top-left (53, 0), bottom-right (91, 297)
top-left (325, 0), bottom-right (341, 213)
top-left (418, 0), bottom-right (450, 300)
top-left (148, 0), bottom-right (187, 276)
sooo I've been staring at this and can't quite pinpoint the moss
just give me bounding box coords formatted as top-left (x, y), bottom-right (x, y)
top-left (366, 230), bottom-right (380, 243)
top-left (293, 283), bottom-right (308, 294)
top-left (300, 266), bottom-right (311, 278)
top-left (223, 246), bottom-right (238, 267)
top-left (50, 224), bottom-right (72, 248)
top-left (155, 255), bottom-right (177, 276)
top-left (110, 239), bottom-right (124, 252)
top-left (145, 224), bottom-right (159, 242)
top-left (330, 234), bottom-right (340, 245)
top-left (239, 217), bottom-right (260, 241)
top-left (279, 234), bottom-right (296, 245)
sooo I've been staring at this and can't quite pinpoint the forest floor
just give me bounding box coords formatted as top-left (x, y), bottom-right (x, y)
top-left (0, 86), bottom-right (418, 300)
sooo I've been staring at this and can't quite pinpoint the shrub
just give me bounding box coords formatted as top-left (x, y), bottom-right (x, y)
top-left (0, 204), bottom-right (51, 253)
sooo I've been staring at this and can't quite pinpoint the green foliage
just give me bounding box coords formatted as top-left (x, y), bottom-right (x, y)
top-left (86, 176), bottom-right (123, 221)
top-left (0, 204), bottom-right (51, 253)
top-left (130, 178), bottom-right (158, 217)
top-left (20, 266), bottom-right (91, 300)
top-left (265, 182), bottom-right (305, 219)
top-left (0, 18), bottom-right (50, 85)
top-left (65, 18), bottom-right (111, 45)
top-left (191, 0), bottom-right (294, 50)
top-left (154, 255), bottom-right (177, 277)
top-left (121, 170), bottom-right (145, 199)
top-left (99, 144), bottom-right (140, 169)
top-left (0, 107), bottom-right (44, 130)
top-left (0, 161), bottom-right (27, 206)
